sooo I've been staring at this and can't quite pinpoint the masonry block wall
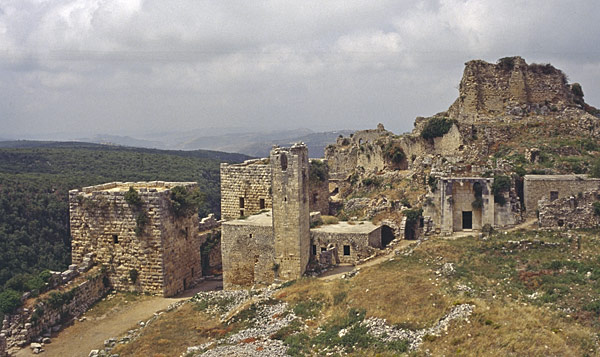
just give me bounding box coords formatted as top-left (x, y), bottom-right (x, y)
top-left (311, 225), bottom-right (381, 264)
top-left (221, 214), bottom-right (275, 290)
top-left (220, 160), bottom-right (272, 220)
top-left (523, 175), bottom-right (600, 216)
top-left (271, 144), bottom-right (311, 281)
top-left (70, 181), bottom-right (202, 297)
top-left (2, 268), bottom-right (110, 354)
top-left (538, 190), bottom-right (600, 229)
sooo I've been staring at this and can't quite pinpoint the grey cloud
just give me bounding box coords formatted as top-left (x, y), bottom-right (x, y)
top-left (0, 0), bottom-right (599, 139)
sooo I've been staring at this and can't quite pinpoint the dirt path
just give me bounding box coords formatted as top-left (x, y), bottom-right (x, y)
top-left (15, 279), bottom-right (222, 357)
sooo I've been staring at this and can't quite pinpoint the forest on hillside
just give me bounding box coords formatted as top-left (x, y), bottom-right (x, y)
top-left (0, 142), bottom-right (248, 300)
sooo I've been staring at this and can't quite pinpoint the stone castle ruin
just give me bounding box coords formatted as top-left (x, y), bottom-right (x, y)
top-left (69, 181), bottom-right (203, 297)
top-left (221, 143), bottom-right (389, 289)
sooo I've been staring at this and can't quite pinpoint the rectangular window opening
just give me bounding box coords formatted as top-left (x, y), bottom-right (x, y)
top-left (259, 198), bottom-right (266, 209)
top-left (343, 245), bottom-right (350, 256)
top-left (239, 197), bottom-right (245, 208)
top-left (550, 191), bottom-right (559, 201)
top-left (112, 234), bottom-right (119, 244)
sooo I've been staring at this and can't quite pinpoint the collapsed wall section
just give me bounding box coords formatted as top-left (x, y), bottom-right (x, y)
top-left (538, 189), bottom-right (600, 229)
top-left (523, 175), bottom-right (600, 216)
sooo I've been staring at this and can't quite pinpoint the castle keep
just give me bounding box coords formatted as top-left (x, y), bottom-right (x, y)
top-left (221, 144), bottom-right (386, 289)
top-left (69, 182), bottom-right (203, 297)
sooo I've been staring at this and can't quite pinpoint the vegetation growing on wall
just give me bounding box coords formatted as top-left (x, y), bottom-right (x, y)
top-left (383, 142), bottom-right (406, 166)
top-left (492, 176), bottom-right (511, 206)
top-left (170, 186), bottom-right (204, 218)
top-left (309, 160), bottom-right (328, 184)
top-left (421, 117), bottom-right (457, 140)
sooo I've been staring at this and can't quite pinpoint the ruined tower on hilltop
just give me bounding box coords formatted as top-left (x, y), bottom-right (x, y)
top-left (270, 143), bottom-right (311, 280)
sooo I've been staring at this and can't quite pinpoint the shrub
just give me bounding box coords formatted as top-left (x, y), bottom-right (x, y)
top-left (309, 160), bottom-right (328, 184)
top-left (593, 202), bottom-right (600, 217)
top-left (135, 212), bottom-right (148, 236)
top-left (170, 186), bottom-right (203, 217)
top-left (421, 118), bottom-right (456, 140)
top-left (590, 157), bottom-right (600, 178)
top-left (362, 177), bottom-right (382, 187)
top-left (427, 175), bottom-right (438, 192)
top-left (124, 186), bottom-right (142, 207)
top-left (0, 289), bottom-right (22, 314)
top-left (571, 83), bottom-right (584, 97)
top-left (492, 176), bottom-right (511, 206)
top-left (383, 143), bottom-right (406, 165)
top-left (497, 57), bottom-right (516, 71)
top-left (404, 209), bottom-right (423, 226)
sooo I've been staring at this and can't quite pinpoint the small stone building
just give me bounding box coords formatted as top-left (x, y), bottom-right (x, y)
top-left (311, 222), bottom-right (381, 264)
top-left (424, 177), bottom-right (518, 235)
top-left (523, 175), bottom-right (600, 216)
top-left (69, 181), bottom-right (202, 297)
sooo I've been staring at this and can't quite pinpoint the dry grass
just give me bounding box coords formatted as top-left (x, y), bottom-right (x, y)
top-left (346, 258), bottom-right (452, 328)
top-left (112, 303), bottom-right (223, 357)
top-left (421, 299), bottom-right (596, 356)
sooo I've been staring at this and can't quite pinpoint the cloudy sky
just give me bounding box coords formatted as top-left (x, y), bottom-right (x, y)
top-left (1, 0), bottom-right (599, 139)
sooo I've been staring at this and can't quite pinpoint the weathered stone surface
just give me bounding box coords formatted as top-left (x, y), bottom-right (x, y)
top-left (3, 269), bottom-right (110, 354)
top-left (70, 181), bottom-right (202, 297)
top-left (523, 175), bottom-right (600, 217)
top-left (538, 189), bottom-right (600, 229)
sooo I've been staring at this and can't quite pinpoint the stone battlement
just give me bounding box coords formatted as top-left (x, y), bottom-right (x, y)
top-left (71, 181), bottom-right (197, 195)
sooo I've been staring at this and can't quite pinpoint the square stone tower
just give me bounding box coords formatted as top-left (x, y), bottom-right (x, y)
top-left (270, 143), bottom-right (311, 280)
top-left (69, 181), bottom-right (202, 297)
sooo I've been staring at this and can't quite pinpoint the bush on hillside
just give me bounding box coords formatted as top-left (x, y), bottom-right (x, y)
top-left (421, 118), bottom-right (457, 140)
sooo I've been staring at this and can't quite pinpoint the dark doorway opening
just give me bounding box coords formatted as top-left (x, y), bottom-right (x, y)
top-left (381, 225), bottom-right (395, 246)
top-left (462, 211), bottom-right (473, 230)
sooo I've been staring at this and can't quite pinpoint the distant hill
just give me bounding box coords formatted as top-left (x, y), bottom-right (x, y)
top-left (64, 128), bottom-right (355, 158)
top-left (0, 141), bottom-right (249, 290)
top-left (180, 129), bottom-right (354, 158)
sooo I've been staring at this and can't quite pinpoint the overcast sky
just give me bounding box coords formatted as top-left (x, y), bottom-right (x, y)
top-left (1, 0), bottom-right (599, 139)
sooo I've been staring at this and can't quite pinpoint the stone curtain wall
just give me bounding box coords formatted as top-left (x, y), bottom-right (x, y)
top-left (221, 222), bottom-right (274, 290)
top-left (523, 175), bottom-right (600, 216)
top-left (220, 161), bottom-right (272, 220)
top-left (159, 199), bottom-right (202, 297)
top-left (2, 269), bottom-right (110, 354)
top-left (539, 190), bottom-right (600, 229)
top-left (70, 181), bottom-right (201, 297)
